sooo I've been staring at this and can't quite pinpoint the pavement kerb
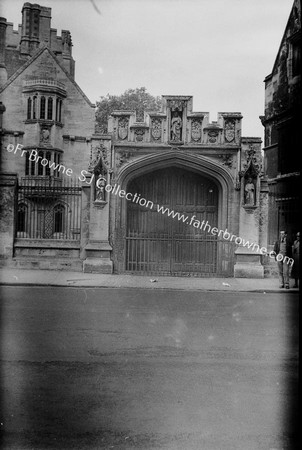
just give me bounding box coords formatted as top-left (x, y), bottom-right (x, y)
top-left (0, 268), bottom-right (299, 293)
top-left (0, 283), bottom-right (298, 293)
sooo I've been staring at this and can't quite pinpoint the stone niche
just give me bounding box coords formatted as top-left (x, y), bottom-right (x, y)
top-left (165, 96), bottom-right (191, 145)
top-left (234, 138), bottom-right (264, 278)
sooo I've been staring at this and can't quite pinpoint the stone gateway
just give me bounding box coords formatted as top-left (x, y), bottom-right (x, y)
top-left (0, 2), bottom-right (271, 278)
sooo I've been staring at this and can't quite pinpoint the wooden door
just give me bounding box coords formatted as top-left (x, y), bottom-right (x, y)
top-left (125, 167), bottom-right (218, 276)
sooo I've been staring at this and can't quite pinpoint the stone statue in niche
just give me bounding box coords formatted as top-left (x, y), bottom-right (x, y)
top-left (244, 177), bottom-right (256, 205)
top-left (95, 176), bottom-right (106, 202)
top-left (170, 111), bottom-right (182, 142)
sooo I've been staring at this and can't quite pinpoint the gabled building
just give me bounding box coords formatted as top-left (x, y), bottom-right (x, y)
top-left (0, 2), bottom-right (97, 270)
top-left (260, 0), bottom-right (301, 245)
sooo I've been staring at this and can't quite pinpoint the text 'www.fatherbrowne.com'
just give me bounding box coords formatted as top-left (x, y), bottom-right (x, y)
top-left (156, 204), bottom-right (293, 265)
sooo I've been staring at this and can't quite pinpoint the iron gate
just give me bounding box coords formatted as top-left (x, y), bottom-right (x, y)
top-left (125, 167), bottom-right (219, 276)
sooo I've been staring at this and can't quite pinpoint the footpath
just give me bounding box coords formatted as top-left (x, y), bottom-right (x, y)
top-left (0, 267), bottom-right (299, 293)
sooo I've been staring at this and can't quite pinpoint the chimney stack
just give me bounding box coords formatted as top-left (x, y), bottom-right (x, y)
top-left (0, 17), bottom-right (8, 86)
top-left (20, 3), bottom-right (41, 55)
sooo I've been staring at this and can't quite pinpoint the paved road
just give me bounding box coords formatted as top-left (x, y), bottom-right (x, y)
top-left (0, 287), bottom-right (299, 450)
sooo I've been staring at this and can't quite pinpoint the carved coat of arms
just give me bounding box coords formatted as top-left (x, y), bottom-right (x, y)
top-left (191, 120), bottom-right (201, 142)
top-left (225, 120), bottom-right (235, 142)
top-left (118, 117), bottom-right (129, 140)
top-left (151, 119), bottom-right (162, 140)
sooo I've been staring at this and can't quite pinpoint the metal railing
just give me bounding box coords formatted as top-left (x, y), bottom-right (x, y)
top-left (16, 177), bottom-right (81, 240)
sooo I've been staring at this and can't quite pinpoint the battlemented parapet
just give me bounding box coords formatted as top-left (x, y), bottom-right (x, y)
top-left (108, 95), bottom-right (243, 146)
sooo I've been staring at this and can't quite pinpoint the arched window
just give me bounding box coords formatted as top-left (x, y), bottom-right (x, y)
top-left (17, 203), bottom-right (27, 233)
top-left (54, 204), bottom-right (65, 233)
top-left (33, 95), bottom-right (37, 119)
top-left (40, 96), bottom-right (46, 119)
top-left (47, 97), bottom-right (53, 120)
top-left (27, 97), bottom-right (32, 119)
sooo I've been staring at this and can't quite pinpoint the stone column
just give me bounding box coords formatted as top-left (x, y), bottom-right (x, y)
top-left (82, 173), bottom-right (113, 274)
top-left (79, 174), bottom-right (91, 261)
top-left (0, 173), bottom-right (18, 262)
top-left (234, 176), bottom-right (264, 278)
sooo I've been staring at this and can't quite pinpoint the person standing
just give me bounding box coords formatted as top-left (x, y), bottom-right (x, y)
top-left (273, 230), bottom-right (292, 289)
top-left (291, 232), bottom-right (300, 288)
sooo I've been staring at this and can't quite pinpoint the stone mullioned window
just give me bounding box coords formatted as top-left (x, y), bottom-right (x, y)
top-left (26, 95), bottom-right (62, 122)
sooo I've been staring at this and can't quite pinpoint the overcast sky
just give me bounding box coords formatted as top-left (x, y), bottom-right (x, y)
top-left (1, 0), bottom-right (294, 139)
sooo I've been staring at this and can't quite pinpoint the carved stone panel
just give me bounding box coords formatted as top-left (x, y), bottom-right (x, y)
top-left (167, 99), bottom-right (186, 111)
top-left (88, 143), bottom-right (110, 175)
top-left (218, 154), bottom-right (233, 168)
top-left (118, 117), bottom-right (129, 140)
top-left (116, 151), bottom-right (132, 169)
top-left (208, 130), bottom-right (219, 144)
top-left (191, 119), bottom-right (202, 143)
top-left (40, 123), bottom-right (52, 145)
top-left (134, 129), bottom-right (145, 142)
top-left (151, 118), bottom-right (162, 141)
top-left (224, 119), bottom-right (235, 143)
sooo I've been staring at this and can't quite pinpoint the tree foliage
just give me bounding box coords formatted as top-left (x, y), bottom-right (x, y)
top-left (95, 87), bottom-right (162, 133)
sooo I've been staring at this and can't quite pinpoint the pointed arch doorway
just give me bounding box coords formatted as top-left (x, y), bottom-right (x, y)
top-left (125, 167), bottom-right (219, 276)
